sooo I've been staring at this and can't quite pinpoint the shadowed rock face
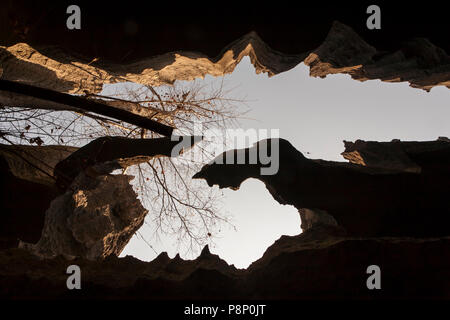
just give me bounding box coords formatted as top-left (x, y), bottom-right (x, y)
top-left (54, 135), bottom-right (201, 190)
top-left (194, 138), bottom-right (450, 238)
top-left (0, 155), bottom-right (59, 249)
top-left (0, 3), bottom-right (449, 300)
top-left (0, 144), bottom-right (77, 186)
top-left (341, 138), bottom-right (450, 173)
top-left (1, 137), bottom-right (450, 299)
top-left (1, 22), bottom-right (448, 102)
top-left (303, 22), bottom-right (450, 91)
top-left (1, 236), bottom-right (449, 299)
top-left (0, 136), bottom-right (200, 258)
top-left (20, 172), bottom-right (148, 260)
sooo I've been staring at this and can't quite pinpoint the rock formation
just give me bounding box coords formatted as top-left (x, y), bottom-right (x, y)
top-left (1, 136), bottom-right (199, 259)
top-left (0, 21), bottom-right (448, 102)
top-left (0, 6), bottom-right (448, 300)
top-left (20, 171), bottom-right (148, 260)
top-left (0, 144), bottom-right (76, 186)
top-left (1, 228), bottom-right (449, 299)
top-left (53, 135), bottom-right (200, 190)
top-left (341, 138), bottom-right (450, 173)
top-left (303, 22), bottom-right (450, 91)
top-left (194, 138), bottom-right (450, 237)
top-left (1, 137), bottom-right (449, 299)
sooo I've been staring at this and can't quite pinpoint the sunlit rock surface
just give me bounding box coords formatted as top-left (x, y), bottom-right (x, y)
top-left (1, 137), bottom-right (449, 299)
top-left (303, 22), bottom-right (450, 91)
top-left (0, 144), bottom-right (76, 186)
top-left (0, 11), bottom-right (449, 297)
top-left (20, 171), bottom-right (147, 260)
top-left (194, 138), bottom-right (450, 237)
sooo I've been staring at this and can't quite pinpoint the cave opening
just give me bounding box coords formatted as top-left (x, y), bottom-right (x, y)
top-left (113, 56), bottom-right (449, 269)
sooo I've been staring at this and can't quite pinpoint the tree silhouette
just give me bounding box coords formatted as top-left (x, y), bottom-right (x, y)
top-left (0, 78), bottom-right (246, 255)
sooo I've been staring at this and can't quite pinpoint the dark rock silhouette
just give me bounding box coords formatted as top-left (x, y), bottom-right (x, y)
top-left (54, 135), bottom-right (200, 190)
top-left (1, 137), bottom-right (449, 299)
top-left (1, 233), bottom-right (449, 299)
top-left (194, 138), bottom-right (450, 237)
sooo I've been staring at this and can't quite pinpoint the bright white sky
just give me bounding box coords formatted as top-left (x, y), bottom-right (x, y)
top-left (117, 57), bottom-right (450, 269)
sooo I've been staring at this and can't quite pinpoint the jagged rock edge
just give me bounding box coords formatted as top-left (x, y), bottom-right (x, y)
top-left (0, 21), bottom-right (448, 96)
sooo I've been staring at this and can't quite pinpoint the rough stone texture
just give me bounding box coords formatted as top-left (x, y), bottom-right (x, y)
top-left (298, 208), bottom-right (339, 232)
top-left (0, 33), bottom-right (304, 96)
top-left (0, 154), bottom-right (58, 249)
top-left (1, 3), bottom-right (449, 300)
top-left (304, 22), bottom-right (450, 91)
top-left (304, 21), bottom-right (377, 78)
top-left (21, 169), bottom-right (147, 260)
top-left (0, 144), bottom-right (77, 249)
top-left (1, 137), bottom-right (450, 299)
top-left (194, 138), bottom-right (450, 238)
top-left (0, 22), bottom-right (448, 106)
top-left (1, 235), bottom-right (449, 299)
top-left (341, 138), bottom-right (450, 173)
top-left (54, 136), bottom-right (200, 190)
top-left (0, 144), bottom-right (77, 186)
top-left (0, 136), bottom-right (198, 256)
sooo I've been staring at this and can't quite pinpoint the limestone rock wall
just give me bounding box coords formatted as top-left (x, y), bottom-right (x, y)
top-left (194, 138), bottom-right (450, 237)
top-left (1, 21), bottom-right (448, 102)
top-left (22, 171), bottom-right (147, 260)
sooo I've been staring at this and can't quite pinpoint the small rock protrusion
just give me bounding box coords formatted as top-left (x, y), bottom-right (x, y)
top-left (200, 245), bottom-right (211, 258)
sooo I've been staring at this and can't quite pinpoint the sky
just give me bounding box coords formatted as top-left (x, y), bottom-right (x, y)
top-left (116, 57), bottom-right (450, 269)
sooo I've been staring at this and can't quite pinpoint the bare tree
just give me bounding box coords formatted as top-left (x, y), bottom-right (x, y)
top-left (0, 78), bottom-right (247, 256)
